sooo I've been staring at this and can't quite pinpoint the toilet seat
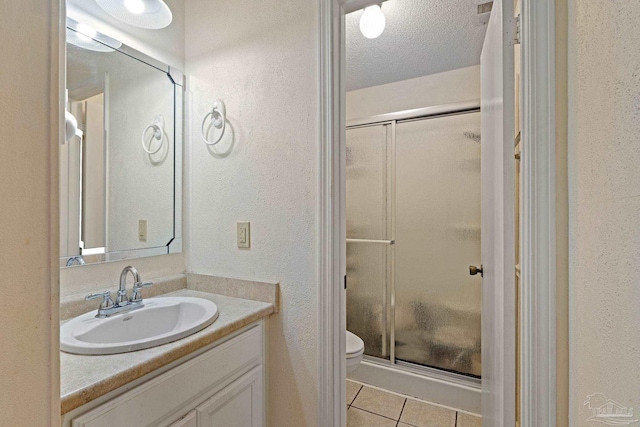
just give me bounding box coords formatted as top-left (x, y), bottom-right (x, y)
top-left (346, 331), bottom-right (364, 359)
top-left (346, 331), bottom-right (364, 373)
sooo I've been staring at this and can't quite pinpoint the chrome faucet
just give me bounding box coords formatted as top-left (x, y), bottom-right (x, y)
top-left (117, 266), bottom-right (138, 305)
top-left (86, 266), bottom-right (153, 318)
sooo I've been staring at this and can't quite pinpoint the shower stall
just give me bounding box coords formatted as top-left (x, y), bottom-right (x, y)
top-left (346, 101), bottom-right (482, 409)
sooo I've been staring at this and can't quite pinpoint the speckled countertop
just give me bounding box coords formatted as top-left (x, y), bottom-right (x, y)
top-left (60, 289), bottom-right (273, 415)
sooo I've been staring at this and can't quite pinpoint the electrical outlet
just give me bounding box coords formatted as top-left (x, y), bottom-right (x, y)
top-left (237, 222), bottom-right (250, 248)
top-left (138, 219), bottom-right (147, 242)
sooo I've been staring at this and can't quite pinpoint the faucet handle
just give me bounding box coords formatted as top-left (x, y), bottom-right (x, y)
top-left (131, 281), bottom-right (153, 302)
top-left (86, 291), bottom-right (114, 309)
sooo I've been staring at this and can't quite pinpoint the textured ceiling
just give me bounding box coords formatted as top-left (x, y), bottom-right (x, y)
top-left (346, 0), bottom-right (488, 91)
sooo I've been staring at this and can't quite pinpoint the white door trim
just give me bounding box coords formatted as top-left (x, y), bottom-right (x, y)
top-left (520, 0), bottom-right (557, 425)
top-left (318, 1), bottom-right (347, 426)
top-left (318, 1), bottom-right (557, 426)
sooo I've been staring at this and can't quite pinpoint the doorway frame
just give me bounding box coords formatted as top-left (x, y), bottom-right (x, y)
top-left (318, 1), bottom-right (557, 426)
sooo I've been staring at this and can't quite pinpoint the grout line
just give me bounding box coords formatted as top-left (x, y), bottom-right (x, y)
top-left (455, 411), bottom-right (458, 427)
top-left (398, 398), bottom-right (407, 422)
top-left (347, 380), bottom-right (479, 424)
top-left (359, 380), bottom-right (475, 415)
top-left (349, 406), bottom-right (399, 422)
top-left (349, 384), bottom-right (363, 406)
top-left (350, 385), bottom-right (406, 421)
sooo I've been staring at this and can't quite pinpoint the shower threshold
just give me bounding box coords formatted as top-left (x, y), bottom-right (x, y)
top-left (394, 359), bottom-right (481, 386)
top-left (348, 356), bottom-right (481, 413)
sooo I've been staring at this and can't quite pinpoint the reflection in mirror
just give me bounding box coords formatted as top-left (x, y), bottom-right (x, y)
top-left (61, 24), bottom-right (182, 267)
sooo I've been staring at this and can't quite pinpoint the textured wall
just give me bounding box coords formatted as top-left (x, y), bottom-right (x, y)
top-left (0, 1), bottom-right (60, 425)
top-left (568, 1), bottom-right (640, 424)
top-left (346, 65), bottom-right (480, 120)
top-left (184, 0), bottom-right (319, 425)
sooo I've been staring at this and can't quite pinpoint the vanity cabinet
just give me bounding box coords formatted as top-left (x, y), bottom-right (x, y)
top-left (65, 322), bottom-right (265, 427)
top-left (168, 411), bottom-right (197, 427)
top-left (196, 366), bottom-right (263, 427)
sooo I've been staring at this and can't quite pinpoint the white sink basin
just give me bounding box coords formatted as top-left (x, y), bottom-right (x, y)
top-left (60, 297), bottom-right (219, 355)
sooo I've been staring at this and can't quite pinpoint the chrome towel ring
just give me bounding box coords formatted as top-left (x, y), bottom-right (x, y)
top-left (141, 114), bottom-right (165, 154)
top-left (201, 99), bottom-right (226, 146)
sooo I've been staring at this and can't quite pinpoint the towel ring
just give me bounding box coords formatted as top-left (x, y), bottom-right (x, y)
top-left (201, 99), bottom-right (226, 146)
top-left (141, 115), bottom-right (165, 154)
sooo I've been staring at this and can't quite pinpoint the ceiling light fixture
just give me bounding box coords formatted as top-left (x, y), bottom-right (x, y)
top-left (76, 23), bottom-right (97, 40)
top-left (96, 0), bottom-right (173, 29)
top-left (360, 5), bottom-right (386, 39)
top-left (124, 0), bottom-right (145, 14)
top-left (66, 18), bottom-right (122, 52)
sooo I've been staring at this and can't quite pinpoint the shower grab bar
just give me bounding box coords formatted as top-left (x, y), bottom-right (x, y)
top-left (346, 238), bottom-right (395, 245)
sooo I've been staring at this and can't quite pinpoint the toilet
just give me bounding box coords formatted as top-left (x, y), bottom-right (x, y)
top-left (346, 331), bottom-right (365, 373)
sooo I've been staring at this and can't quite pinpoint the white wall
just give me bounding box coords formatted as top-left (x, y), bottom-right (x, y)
top-left (568, 1), bottom-right (640, 424)
top-left (555, 0), bottom-right (569, 422)
top-left (185, 0), bottom-right (319, 425)
top-left (0, 1), bottom-right (60, 425)
top-left (346, 65), bottom-right (480, 120)
top-left (62, 0), bottom-right (186, 296)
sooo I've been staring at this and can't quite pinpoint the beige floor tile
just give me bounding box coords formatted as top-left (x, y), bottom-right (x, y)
top-left (351, 385), bottom-right (406, 420)
top-left (346, 380), bottom-right (362, 405)
top-left (347, 407), bottom-right (397, 427)
top-left (457, 413), bottom-right (482, 427)
top-left (399, 398), bottom-right (456, 427)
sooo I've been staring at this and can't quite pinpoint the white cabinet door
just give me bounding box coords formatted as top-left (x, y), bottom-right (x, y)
top-left (196, 366), bottom-right (264, 427)
top-left (169, 411), bottom-right (197, 427)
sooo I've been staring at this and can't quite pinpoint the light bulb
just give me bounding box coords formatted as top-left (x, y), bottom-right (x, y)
top-left (76, 23), bottom-right (97, 41)
top-left (124, 0), bottom-right (145, 14)
top-left (360, 5), bottom-right (386, 39)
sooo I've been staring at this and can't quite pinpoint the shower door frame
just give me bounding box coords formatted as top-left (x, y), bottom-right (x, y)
top-left (319, 0), bottom-right (558, 426)
top-left (345, 120), bottom-right (395, 362)
top-left (346, 100), bottom-right (482, 375)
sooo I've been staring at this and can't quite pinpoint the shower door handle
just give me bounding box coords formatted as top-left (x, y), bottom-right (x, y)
top-left (469, 265), bottom-right (483, 277)
top-left (346, 238), bottom-right (395, 244)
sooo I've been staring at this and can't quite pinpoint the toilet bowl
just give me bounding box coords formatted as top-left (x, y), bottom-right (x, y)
top-left (346, 330), bottom-right (364, 373)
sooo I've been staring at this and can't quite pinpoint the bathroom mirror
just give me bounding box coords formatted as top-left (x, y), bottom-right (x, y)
top-left (61, 22), bottom-right (183, 267)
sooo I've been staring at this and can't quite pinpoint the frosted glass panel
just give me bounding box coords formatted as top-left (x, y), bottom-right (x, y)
top-left (346, 125), bottom-right (390, 240)
top-left (346, 124), bottom-right (391, 359)
top-left (394, 112), bottom-right (482, 377)
top-left (346, 243), bottom-right (390, 359)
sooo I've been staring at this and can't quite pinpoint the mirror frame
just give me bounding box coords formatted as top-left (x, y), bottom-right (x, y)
top-left (61, 26), bottom-right (183, 268)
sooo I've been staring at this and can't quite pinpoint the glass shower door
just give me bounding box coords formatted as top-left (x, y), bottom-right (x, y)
top-left (346, 124), bottom-right (392, 360)
top-left (394, 112), bottom-right (482, 377)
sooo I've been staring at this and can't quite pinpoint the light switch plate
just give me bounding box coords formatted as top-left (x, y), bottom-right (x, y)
top-left (237, 222), bottom-right (250, 248)
top-left (138, 219), bottom-right (147, 242)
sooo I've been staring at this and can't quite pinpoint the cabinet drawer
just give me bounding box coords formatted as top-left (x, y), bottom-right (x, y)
top-left (72, 324), bottom-right (263, 427)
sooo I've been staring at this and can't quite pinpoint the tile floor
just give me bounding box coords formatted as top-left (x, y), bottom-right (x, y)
top-left (346, 380), bottom-right (482, 427)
